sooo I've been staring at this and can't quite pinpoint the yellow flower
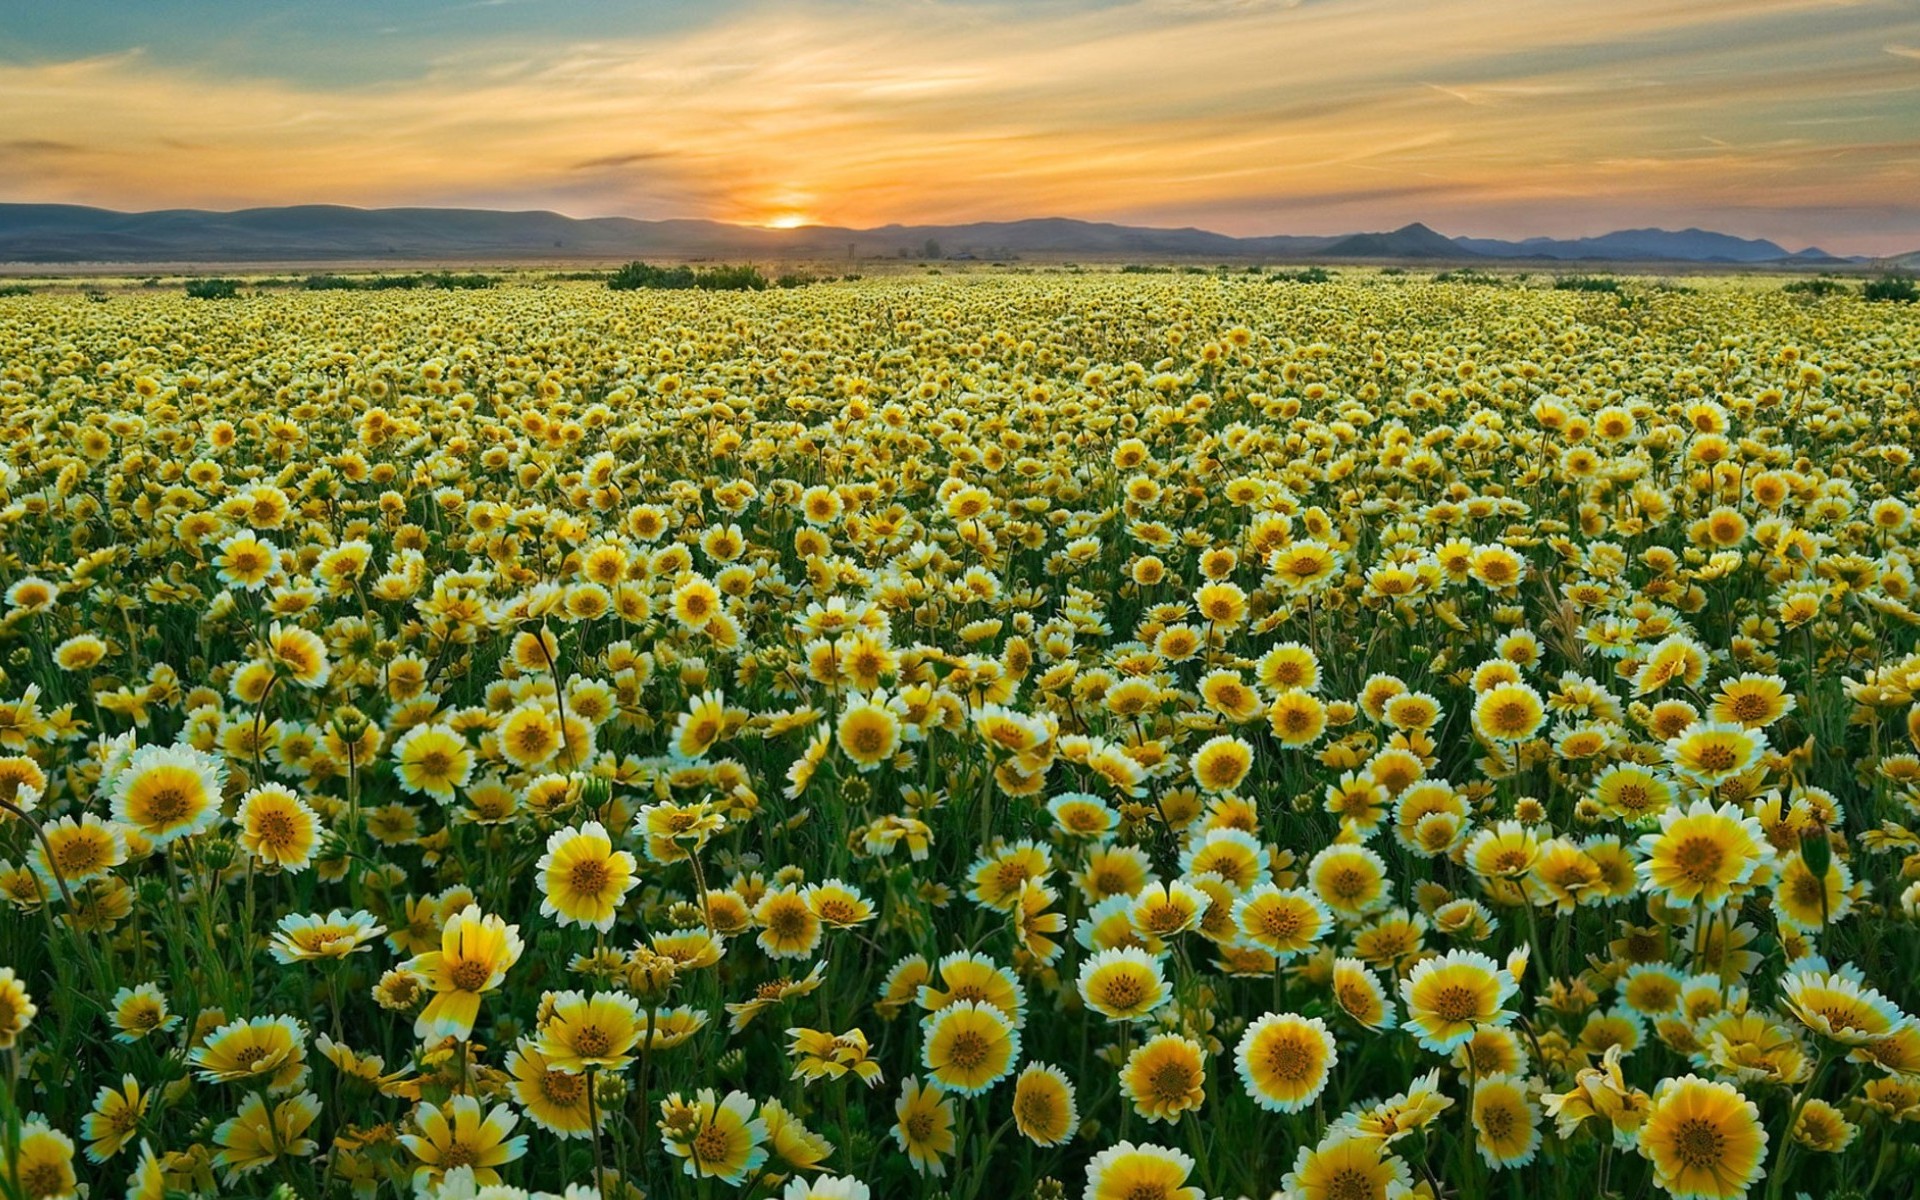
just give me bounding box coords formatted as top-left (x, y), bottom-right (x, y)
top-left (1308, 842), bottom-right (1388, 919)
top-left (393, 723), bottom-right (473, 803)
top-left (1471, 681), bottom-right (1546, 743)
top-left (266, 621), bottom-right (330, 687)
top-left (787, 1026), bottom-right (884, 1087)
top-left (1791, 1097), bottom-right (1856, 1153)
top-left (1400, 950), bottom-right (1516, 1053)
top-left (1077, 947), bottom-right (1170, 1023)
top-left (506, 1038), bottom-right (600, 1139)
top-left (1778, 963), bottom-right (1908, 1046)
top-left (10, 1120), bottom-right (77, 1200)
top-left (213, 1091), bottom-right (320, 1183)
top-left (1084, 1141), bottom-right (1201, 1200)
top-left (1190, 733), bottom-right (1253, 793)
top-left (659, 1088), bottom-right (768, 1186)
top-left (1127, 880), bottom-right (1211, 940)
top-left (921, 999), bottom-right (1018, 1096)
top-left (235, 783), bottom-right (320, 871)
top-left (32, 812), bottom-right (127, 886)
top-left (1011, 1062), bottom-right (1078, 1147)
top-left (891, 1076), bottom-right (955, 1176)
top-left (1236, 1011), bottom-right (1336, 1113)
top-left (189, 1015), bottom-right (307, 1092)
top-left (497, 701), bottom-right (564, 770)
top-left (0, 966), bottom-right (35, 1048)
top-left (1663, 720), bottom-right (1764, 788)
top-left (537, 821), bottom-right (639, 931)
top-left (402, 904), bottom-right (525, 1041)
top-left (399, 1095), bottom-right (528, 1193)
top-left (1332, 957), bottom-right (1398, 1031)
top-left (1636, 800), bottom-right (1773, 911)
top-left (1635, 1075), bottom-right (1767, 1200)
top-left (835, 693), bottom-right (901, 771)
top-left (109, 743), bottom-right (225, 845)
top-left (109, 982), bottom-right (178, 1043)
top-left (268, 908), bottom-right (386, 963)
top-left (1121, 1033), bottom-right (1207, 1123)
top-left (1232, 884), bottom-right (1329, 960)
top-left (82, 1073), bottom-right (149, 1162)
top-left (1279, 1131), bottom-right (1411, 1200)
top-left (536, 989), bottom-right (645, 1072)
top-left (755, 885), bottom-right (824, 960)
top-left (1471, 1073), bottom-right (1541, 1169)
top-left (214, 530), bottom-right (280, 590)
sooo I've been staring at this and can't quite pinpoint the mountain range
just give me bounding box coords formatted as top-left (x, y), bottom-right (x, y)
top-left (0, 203), bottom-right (1879, 266)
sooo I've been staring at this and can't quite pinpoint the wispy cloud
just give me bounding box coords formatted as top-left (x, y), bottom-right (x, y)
top-left (0, 0), bottom-right (1916, 251)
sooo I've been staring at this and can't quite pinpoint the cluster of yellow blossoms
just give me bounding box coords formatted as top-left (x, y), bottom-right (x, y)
top-left (0, 272), bottom-right (1918, 1200)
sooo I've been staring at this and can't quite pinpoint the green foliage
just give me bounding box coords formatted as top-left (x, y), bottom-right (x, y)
top-left (0, 284), bottom-right (32, 298)
top-left (607, 261), bottom-right (768, 291)
top-left (183, 278), bottom-right (240, 300)
top-left (1552, 275), bottom-right (1622, 293)
top-left (301, 272), bottom-right (498, 292)
top-left (1782, 277), bottom-right (1847, 297)
top-left (1864, 273), bottom-right (1917, 303)
top-left (1272, 267), bottom-right (1334, 284)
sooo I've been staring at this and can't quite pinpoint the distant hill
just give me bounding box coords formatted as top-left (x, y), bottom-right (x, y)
top-left (1452, 227), bottom-right (1838, 264)
top-left (0, 203), bottom-right (1882, 265)
top-left (1317, 222), bottom-right (1464, 259)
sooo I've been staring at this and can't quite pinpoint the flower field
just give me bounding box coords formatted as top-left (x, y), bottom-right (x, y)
top-left (1, 272), bottom-right (1919, 1200)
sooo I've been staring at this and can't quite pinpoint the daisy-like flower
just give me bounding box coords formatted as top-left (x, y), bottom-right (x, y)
top-left (1233, 884), bottom-right (1330, 959)
top-left (1636, 800), bottom-right (1773, 911)
top-left (108, 743), bottom-right (225, 846)
top-left (1120, 1033), bottom-right (1207, 1123)
top-left (1236, 1012), bottom-right (1336, 1113)
top-left (1400, 950), bottom-right (1517, 1053)
top-left (400, 1095), bottom-right (528, 1193)
top-left (536, 989), bottom-right (645, 1072)
top-left (189, 1015), bottom-right (307, 1092)
top-left (537, 821), bottom-right (638, 931)
top-left (214, 1091), bottom-right (321, 1183)
top-left (268, 909), bottom-right (386, 963)
top-left (1778, 963), bottom-right (1909, 1046)
top-left (0, 966), bottom-right (35, 1048)
top-left (109, 982), bottom-right (178, 1043)
top-left (505, 1038), bottom-right (599, 1139)
top-left (660, 1088), bottom-right (768, 1186)
top-left (401, 905), bottom-right (525, 1041)
top-left (1472, 1073), bottom-right (1541, 1169)
top-left (787, 1027), bottom-right (884, 1087)
top-left (266, 621), bottom-right (330, 688)
top-left (1279, 1131), bottom-right (1412, 1200)
top-left (921, 999), bottom-right (1018, 1096)
top-left (1083, 1141), bottom-right (1202, 1200)
top-left (81, 1073), bottom-right (149, 1162)
top-left (1012, 1062), bottom-right (1078, 1147)
top-left (1635, 1075), bottom-right (1767, 1200)
top-left (392, 723), bottom-right (474, 803)
top-left (235, 783), bottom-right (320, 871)
top-left (1077, 946), bottom-right (1171, 1023)
top-left (1663, 720), bottom-right (1765, 788)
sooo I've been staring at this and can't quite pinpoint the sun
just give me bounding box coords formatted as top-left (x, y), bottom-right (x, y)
top-left (765, 213), bottom-right (810, 229)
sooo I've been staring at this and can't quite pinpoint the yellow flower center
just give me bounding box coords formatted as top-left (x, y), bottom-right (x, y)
top-left (1672, 1116), bottom-right (1726, 1168)
top-left (449, 958), bottom-right (493, 991)
top-left (1430, 983), bottom-right (1481, 1023)
top-left (946, 1030), bottom-right (990, 1070)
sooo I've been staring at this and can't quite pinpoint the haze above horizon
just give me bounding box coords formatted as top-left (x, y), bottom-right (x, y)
top-left (3, 0), bottom-right (1918, 256)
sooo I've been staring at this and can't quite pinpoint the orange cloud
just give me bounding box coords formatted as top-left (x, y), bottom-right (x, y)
top-left (1, 0), bottom-right (1916, 251)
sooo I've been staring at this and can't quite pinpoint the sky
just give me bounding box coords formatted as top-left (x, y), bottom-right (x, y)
top-left (2, 0), bottom-right (1918, 254)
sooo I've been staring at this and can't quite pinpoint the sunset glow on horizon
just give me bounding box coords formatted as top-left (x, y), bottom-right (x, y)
top-left (2, 0), bottom-right (1918, 254)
